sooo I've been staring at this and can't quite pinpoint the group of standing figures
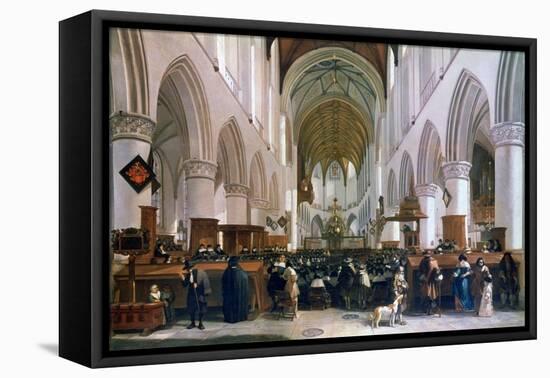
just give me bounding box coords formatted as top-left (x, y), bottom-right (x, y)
top-left (418, 251), bottom-right (519, 317)
top-left (179, 256), bottom-right (251, 330)
top-left (148, 256), bottom-right (251, 330)
top-left (147, 250), bottom-right (520, 330)
top-left (265, 254), bottom-right (409, 324)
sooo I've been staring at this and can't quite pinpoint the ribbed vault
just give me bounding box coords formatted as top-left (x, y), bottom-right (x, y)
top-left (299, 99), bottom-right (368, 176)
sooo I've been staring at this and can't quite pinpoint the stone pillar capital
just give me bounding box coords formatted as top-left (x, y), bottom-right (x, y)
top-left (249, 198), bottom-right (270, 210)
top-left (183, 159), bottom-right (217, 181)
top-left (415, 183), bottom-right (439, 198)
top-left (491, 122), bottom-right (525, 148)
top-left (110, 112), bottom-right (155, 143)
top-left (224, 183), bottom-right (249, 198)
top-left (442, 161), bottom-right (472, 181)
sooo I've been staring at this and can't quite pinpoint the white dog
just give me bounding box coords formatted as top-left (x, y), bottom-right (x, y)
top-left (368, 294), bottom-right (404, 328)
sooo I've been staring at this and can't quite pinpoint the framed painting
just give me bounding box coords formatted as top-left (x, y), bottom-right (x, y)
top-left (59, 10), bottom-right (536, 368)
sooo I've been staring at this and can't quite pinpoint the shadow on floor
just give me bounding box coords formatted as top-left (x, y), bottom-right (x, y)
top-left (38, 343), bottom-right (58, 356)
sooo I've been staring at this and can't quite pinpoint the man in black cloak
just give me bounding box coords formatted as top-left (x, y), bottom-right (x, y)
top-left (181, 259), bottom-right (211, 330)
top-left (222, 256), bottom-right (250, 323)
top-left (267, 262), bottom-right (286, 311)
top-left (338, 257), bottom-right (356, 310)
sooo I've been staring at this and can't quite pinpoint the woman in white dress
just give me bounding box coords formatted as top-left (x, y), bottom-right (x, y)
top-left (472, 257), bottom-right (494, 317)
top-left (283, 261), bottom-right (300, 315)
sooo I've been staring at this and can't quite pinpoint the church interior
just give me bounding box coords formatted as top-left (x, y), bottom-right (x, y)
top-left (108, 28), bottom-right (526, 350)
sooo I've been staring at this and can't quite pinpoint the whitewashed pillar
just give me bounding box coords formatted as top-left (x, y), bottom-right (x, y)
top-left (442, 161), bottom-right (471, 247)
top-left (442, 161), bottom-right (471, 216)
top-left (249, 198), bottom-right (270, 227)
top-left (382, 205), bottom-right (401, 245)
top-left (490, 122), bottom-right (525, 250)
top-left (416, 183), bottom-right (439, 249)
top-left (224, 184), bottom-right (249, 224)
top-left (110, 113), bottom-right (155, 229)
top-left (182, 159), bottom-right (217, 219)
top-left (290, 145), bottom-right (299, 251)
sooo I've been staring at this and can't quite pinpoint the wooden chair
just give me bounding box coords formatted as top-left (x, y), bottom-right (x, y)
top-left (308, 287), bottom-right (331, 310)
top-left (274, 290), bottom-right (297, 320)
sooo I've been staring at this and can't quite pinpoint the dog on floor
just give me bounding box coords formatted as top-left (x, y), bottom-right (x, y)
top-left (368, 294), bottom-right (404, 328)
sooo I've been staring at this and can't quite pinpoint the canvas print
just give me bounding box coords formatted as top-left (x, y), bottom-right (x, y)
top-left (108, 28), bottom-right (526, 352)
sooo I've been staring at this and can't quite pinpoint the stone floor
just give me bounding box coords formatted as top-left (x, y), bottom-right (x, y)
top-left (110, 307), bottom-right (525, 351)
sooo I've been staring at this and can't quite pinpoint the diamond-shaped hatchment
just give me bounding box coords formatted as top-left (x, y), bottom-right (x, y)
top-left (119, 154), bottom-right (155, 193)
top-left (443, 187), bottom-right (452, 208)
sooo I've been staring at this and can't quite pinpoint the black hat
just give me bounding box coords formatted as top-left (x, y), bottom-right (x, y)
top-left (183, 259), bottom-right (195, 269)
top-left (228, 256), bottom-right (240, 267)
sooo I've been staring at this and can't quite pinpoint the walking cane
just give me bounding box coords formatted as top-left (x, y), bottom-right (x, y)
top-left (191, 273), bottom-right (201, 321)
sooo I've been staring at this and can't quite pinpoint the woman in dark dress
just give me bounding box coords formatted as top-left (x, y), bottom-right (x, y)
top-left (452, 254), bottom-right (474, 311)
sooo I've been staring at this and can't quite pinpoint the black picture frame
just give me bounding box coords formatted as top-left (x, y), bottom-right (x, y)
top-left (59, 9), bottom-right (537, 368)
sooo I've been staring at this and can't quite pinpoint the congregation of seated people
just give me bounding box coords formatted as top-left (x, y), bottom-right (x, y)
top-left (259, 249), bottom-right (410, 311)
top-left (192, 243), bottom-right (227, 261)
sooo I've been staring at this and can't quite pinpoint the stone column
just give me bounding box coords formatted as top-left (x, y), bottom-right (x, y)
top-left (382, 206), bottom-right (401, 246)
top-left (182, 159), bottom-right (217, 219)
top-left (442, 161), bottom-right (471, 247)
top-left (375, 163), bottom-right (383, 200)
top-left (111, 113), bottom-right (155, 230)
top-left (491, 122), bottom-right (525, 251)
top-left (290, 145), bottom-right (299, 251)
top-left (442, 161), bottom-right (471, 216)
top-left (249, 198), bottom-right (270, 227)
top-left (416, 183), bottom-right (439, 249)
top-left (224, 183), bottom-right (249, 224)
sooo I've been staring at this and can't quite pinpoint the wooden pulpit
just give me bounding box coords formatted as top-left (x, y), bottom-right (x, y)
top-left (442, 215), bottom-right (466, 249)
top-left (189, 218), bottom-right (219, 254)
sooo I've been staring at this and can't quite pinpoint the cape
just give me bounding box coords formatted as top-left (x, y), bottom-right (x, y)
top-left (222, 266), bottom-right (250, 323)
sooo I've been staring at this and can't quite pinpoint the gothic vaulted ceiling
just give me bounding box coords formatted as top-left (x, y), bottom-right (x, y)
top-left (291, 59), bottom-right (377, 122)
top-left (293, 58), bottom-right (376, 180)
top-left (277, 38), bottom-right (387, 93)
top-left (299, 99), bottom-right (368, 177)
top-left (277, 40), bottom-right (384, 188)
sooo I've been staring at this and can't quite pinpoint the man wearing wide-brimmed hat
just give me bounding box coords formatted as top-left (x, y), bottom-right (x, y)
top-left (180, 259), bottom-right (211, 330)
top-left (418, 250), bottom-right (442, 315)
top-left (338, 257), bottom-right (356, 310)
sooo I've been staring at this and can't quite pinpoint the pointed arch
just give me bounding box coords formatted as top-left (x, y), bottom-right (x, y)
top-left (446, 70), bottom-right (490, 162)
top-left (157, 55), bottom-right (213, 161)
top-left (346, 213), bottom-right (359, 235)
top-left (417, 121), bottom-right (443, 186)
top-left (110, 28), bottom-right (149, 115)
top-left (281, 46), bottom-right (386, 121)
top-left (399, 151), bottom-right (415, 198)
top-left (217, 117), bottom-right (247, 185)
top-left (496, 51), bottom-right (525, 124)
top-left (249, 151), bottom-right (267, 200)
top-left (311, 214), bottom-right (324, 237)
